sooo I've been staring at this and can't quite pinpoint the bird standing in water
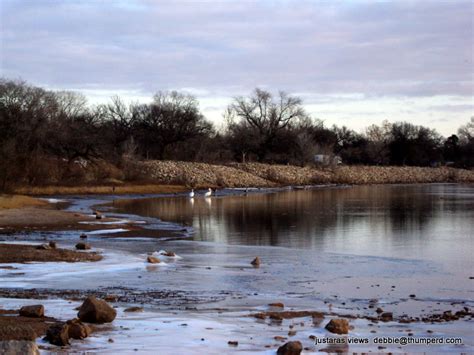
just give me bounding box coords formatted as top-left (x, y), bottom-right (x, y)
top-left (189, 189), bottom-right (195, 198)
top-left (204, 188), bottom-right (212, 197)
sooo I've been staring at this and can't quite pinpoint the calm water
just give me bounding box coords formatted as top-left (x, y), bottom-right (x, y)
top-left (116, 184), bottom-right (474, 271)
top-left (2, 184), bottom-right (473, 353)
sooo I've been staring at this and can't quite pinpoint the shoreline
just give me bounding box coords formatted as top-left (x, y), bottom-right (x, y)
top-left (1, 185), bottom-right (473, 353)
top-left (7, 162), bottom-right (474, 196)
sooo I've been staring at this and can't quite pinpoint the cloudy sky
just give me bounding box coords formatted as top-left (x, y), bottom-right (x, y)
top-left (1, 0), bottom-right (472, 135)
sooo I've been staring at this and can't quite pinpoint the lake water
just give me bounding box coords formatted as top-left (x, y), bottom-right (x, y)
top-left (116, 184), bottom-right (474, 272)
top-left (1, 184), bottom-right (473, 353)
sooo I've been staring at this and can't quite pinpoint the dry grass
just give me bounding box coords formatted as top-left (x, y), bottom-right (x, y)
top-left (0, 195), bottom-right (47, 209)
top-left (13, 184), bottom-right (187, 196)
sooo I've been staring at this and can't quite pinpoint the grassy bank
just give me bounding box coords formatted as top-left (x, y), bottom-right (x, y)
top-left (10, 161), bottom-right (474, 195)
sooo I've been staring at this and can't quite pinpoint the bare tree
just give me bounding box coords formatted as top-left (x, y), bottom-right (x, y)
top-left (226, 88), bottom-right (307, 160)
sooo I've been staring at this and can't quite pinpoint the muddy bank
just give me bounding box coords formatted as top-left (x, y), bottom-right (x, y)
top-left (0, 310), bottom-right (58, 341)
top-left (0, 244), bottom-right (102, 263)
top-left (0, 206), bottom-right (92, 231)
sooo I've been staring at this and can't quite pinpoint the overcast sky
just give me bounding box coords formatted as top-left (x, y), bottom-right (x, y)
top-left (1, 0), bottom-right (472, 135)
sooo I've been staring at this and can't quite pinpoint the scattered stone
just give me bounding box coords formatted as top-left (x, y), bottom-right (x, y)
top-left (277, 341), bottom-right (303, 355)
top-left (269, 302), bottom-right (284, 308)
top-left (275, 336), bottom-right (287, 341)
top-left (104, 294), bottom-right (118, 302)
top-left (75, 242), bottom-right (91, 250)
top-left (409, 294), bottom-right (416, 298)
top-left (48, 241), bottom-right (57, 249)
top-left (163, 251), bottom-right (176, 257)
top-left (108, 338), bottom-right (114, 343)
top-left (251, 257), bottom-right (261, 267)
top-left (44, 323), bottom-right (69, 346)
top-left (95, 212), bottom-right (103, 220)
top-left (80, 234), bottom-right (87, 239)
top-left (228, 341), bottom-right (238, 346)
top-left (77, 296), bottom-right (117, 324)
top-left (325, 319), bottom-right (350, 335)
top-left (376, 307), bottom-right (384, 314)
top-left (0, 341), bottom-right (39, 355)
top-left (124, 307), bottom-right (144, 313)
top-left (36, 244), bottom-right (51, 250)
top-left (288, 330), bottom-right (297, 337)
top-left (380, 312), bottom-right (393, 322)
top-left (147, 256), bottom-right (161, 264)
top-left (252, 310), bottom-right (324, 320)
top-left (67, 318), bottom-right (91, 340)
top-left (19, 305), bottom-right (44, 318)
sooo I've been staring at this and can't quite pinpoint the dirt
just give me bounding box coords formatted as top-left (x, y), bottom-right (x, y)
top-left (0, 313), bottom-right (59, 341)
top-left (0, 244), bottom-right (102, 263)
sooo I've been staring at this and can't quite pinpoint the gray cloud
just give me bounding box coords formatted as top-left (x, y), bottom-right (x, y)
top-left (0, 0), bottom-right (472, 136)
top-left (1, 0), bottom-right (472, 95)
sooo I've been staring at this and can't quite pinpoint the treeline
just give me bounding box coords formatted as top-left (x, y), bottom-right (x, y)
top-left (0, 79), bottom-right (473, 189)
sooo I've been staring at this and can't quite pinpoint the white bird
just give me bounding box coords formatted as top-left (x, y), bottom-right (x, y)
top-left (189, 189), bottom-right (195, 198)
top-left (204, 188), bottom-right (212, 197)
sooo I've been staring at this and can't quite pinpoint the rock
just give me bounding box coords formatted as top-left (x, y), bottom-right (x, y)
top-left (80, 234), bottom-right (87, 239)
top-left (147, 256), bottom-right (161, 264)
top-left (77, 296), bottom-right (117, 324)
top-left (124, 307), bottom-right (144, 312)
top-left (376, 307), bottom-right (384, 314)
top-left (108, 338), bottom-right (114, 343)
top-left (288, 330), bottom-right (297, 336)
top-left (36, 244), bottom-right (51, 250)
top-left (19, 305), bottom-right (44, 318)
top-left (275, 336), bottom-right (287, 341)
top-left (277, 341), bottom-right (303, 355)
top-left (325, 318), bottom-right (350, 334)
top-left (67, 318), bottom-right (91, 339)
top-left (76, 242), bottom-right (91, 250)
top-left (45, 323), bottom-right (70, 346)
top-left (104, 294), bottom-right (118, 302)
top-left (380, 312), bottom-right (393, 322)
top-left (251, 257), bottom-right (261, 267)
top-left (0, 341), bottom-right (39, 355)
top-left (409, 294), bottom-right (416, 298)
top-left (48, 241), bottom-right (57, 249)
top-left (95, 212), bottom-right (103, 219)
top-left (269, 302), bottom-right (284, 308)
top-left (163, 251), bottom-right (176, 257)
top-left (228, 341), bottom-right (238, 346)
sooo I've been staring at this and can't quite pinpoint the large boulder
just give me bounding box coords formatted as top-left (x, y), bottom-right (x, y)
top-left (67, 318), bottom-right (91, 339)
top-left (147, 256), bottom-right (161, 264)
top-left (75, 242), bottom-right (91, 250)
top-left (0, 340), bottom-right (39, 355)
top-left (251, 257), bottom-right (261, 267)
top-left (277, 341), bottom-right (303, 355)
top-left (19, 305), bottom-right (44, 318)
top-left (325, 318), bottom-right (350, 334)
top-left (45, 323), bottom-right (69, 346)
top-left (77, 296), bottom-right (116, 324)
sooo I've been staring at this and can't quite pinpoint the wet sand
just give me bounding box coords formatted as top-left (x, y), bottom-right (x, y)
top-left (0, 244), bottom-right (102, 263)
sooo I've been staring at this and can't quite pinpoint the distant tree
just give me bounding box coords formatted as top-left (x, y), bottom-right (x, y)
top-left (456, 117), bottom-right (474, 167)
top-left (365, 121), bottom-right (392, 165)
top-left (443, 135), bottom-right (460, 163)
top-left (388, 122), bottom-right (442, 166)
top-left (226, 88), bottom-right (307, 160)
top-left (133, 91), bottom-right (213, 159)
